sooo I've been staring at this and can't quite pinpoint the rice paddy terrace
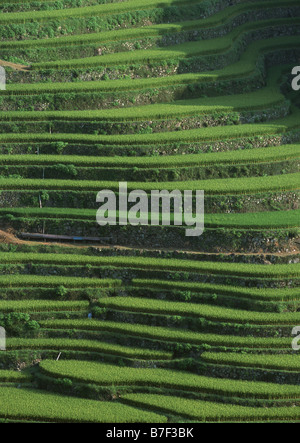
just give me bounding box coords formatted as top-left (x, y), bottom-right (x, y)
top-left (0, 0), bottom-right (300, 424)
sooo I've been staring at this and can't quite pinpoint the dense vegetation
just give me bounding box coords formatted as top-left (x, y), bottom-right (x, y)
top-left (0, 0), bottom-right (299, 423)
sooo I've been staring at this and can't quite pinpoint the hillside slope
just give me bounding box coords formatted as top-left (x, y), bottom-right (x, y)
top-left (0, 0), bottom-right (299, 423)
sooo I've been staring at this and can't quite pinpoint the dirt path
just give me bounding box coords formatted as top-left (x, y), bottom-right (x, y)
top-left (0, 59), bottom-right (30, 71)
top-left (0, 229), bottom-right (298, 257)
top-left (0, 229), bottom-right (38, 245)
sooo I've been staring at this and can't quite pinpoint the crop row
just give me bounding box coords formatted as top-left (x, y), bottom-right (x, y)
top-left (0, 370), bottom-right (30, 383)
top-left (0, 0), bottom-right (120, 12)
top-left (0, 387), bottom-right (166, 423)
top-left (6, 337), bottom-right (172, 360)
top-left (97, 296), bottom-right (300, 325)
top-left (1, 0), bottom-right (298, 425)
top-left (0, 275), bottom-right (121, 289)
top-left (1, 207), bottom-right (299, 230)
top-left (131, 279), bottom-right (300, 302)
top-left (123, 393), bottom-right (300, 422)
top-left (0, 0), bottom-right (194, 24)
top-left (1, 155), bottom-right (296, 182)
top-left (0, 253), bottom-right (298, 278)
top-left (30, 17), bottom-right (300, 69)
top-left (0, 105), bottom-right (298, 145)
top-left (1, 144), bottom-right (298, 168)
top-left (201, 209), bottom-right (300, 229)
top-left (39, 360), bottom-right (300, 399)
top-left (0, 300), bottom-right (89, 313)
top-left (39, 319), bottom-right (292, 349)
top-left (1, 159), bottom-right (297, 182)
top-left (0, 171), bottom-right (299, 194)
top-left (5, 35), bottom-right (299, 95)
top-left (2, 0), bottom-right (296, 50)
top-left (201, 352), bottom-right (300, 372)
top-left (0, 87), bottom-right (286, 123)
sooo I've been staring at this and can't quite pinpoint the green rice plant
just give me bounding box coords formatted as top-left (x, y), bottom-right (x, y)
top-left (0, 253), bottom-right (298, 278)
top-left (0, 88), bottom-right (285, 122)
top-left (0, 80), bottom-right (286, 122)
top-left (1, 144), bottom-right (298, 169)
top-left (1, 59), bottom-right (287, 123)
top-left (0, 171), bottom-right (299, 194)
top-left (31, 17), bottom-right (300, 69)
top-left (0, 387), bottom-right (166, 422)
top-left (2, 0), bottom-right (297, 49)
top-left (1, 207), bottom-right (299, 230)
top-left (0, 0), bottom-right (195, 24)
top-left (201, 352), bottom-right (300, 372)
top-left (0, 207), bottom-right (97, 221)
top-left (7, 337), bottom-right (172, 360)
top-left (39, 360), bottom-right (300, 399)
top-left (0, 371), bottom-right (31, 383)
top-left (97, 296), bottom-right (300, 325)
top-left (5, 36), bottom-right (300, 96)
top-left (204, 209), bottom-right (300, 229)
top-left (132, 279), bottom-right (300, 302)
top-left (0, 105), bottom-right (298, 145)
top-left (1, 0), bottom-right (299, 425)
top-left (0, 300), bottom-right (89, 313)
top-left (39, 319), bottom-right (292, 349)
top-left (0, 275), bottom-right (121, 289)
top-left (0, 0), bottom-right (118, 10)
top-left (123, 393), bottom-right (300, 421)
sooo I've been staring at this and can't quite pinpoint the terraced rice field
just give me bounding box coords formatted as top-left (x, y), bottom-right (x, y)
top-left (0, 0), bottom-right (299, 424)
